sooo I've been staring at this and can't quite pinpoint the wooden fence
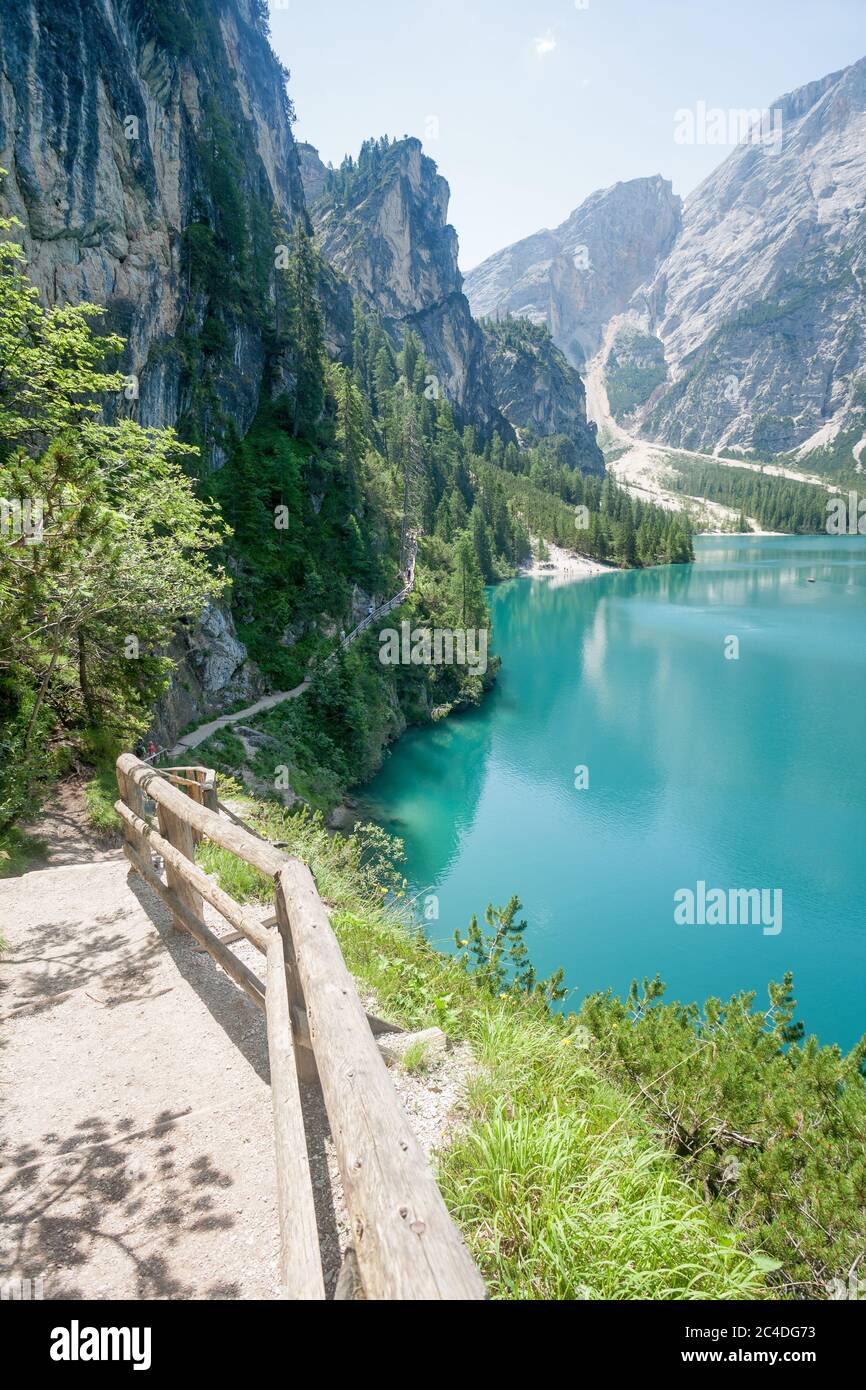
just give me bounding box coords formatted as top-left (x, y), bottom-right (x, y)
top-left (115, 753), bottom-right (485, 1302)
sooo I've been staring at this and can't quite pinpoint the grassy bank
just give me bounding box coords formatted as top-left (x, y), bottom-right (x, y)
top-left (198, 781), bottom-right (772, 1301)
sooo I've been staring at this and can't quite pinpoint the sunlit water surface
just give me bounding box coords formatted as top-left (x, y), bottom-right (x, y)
top-left (360, 537), bottom-right (866, 1049)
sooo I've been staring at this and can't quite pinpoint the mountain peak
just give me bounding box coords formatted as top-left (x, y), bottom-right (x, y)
top-left (465, 176), bottom-right (682, 367)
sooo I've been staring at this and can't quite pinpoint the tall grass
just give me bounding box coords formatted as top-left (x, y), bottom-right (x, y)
top-left (440, 1011), bottom-right (763, 1300)
top-left (200, 784), bottom-right (769, 1301)
top-left (195, 840), bottom-right (273, 903)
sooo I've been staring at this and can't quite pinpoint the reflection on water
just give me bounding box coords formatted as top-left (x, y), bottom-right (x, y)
top-left (361, 537), bottom-right (866, 1049)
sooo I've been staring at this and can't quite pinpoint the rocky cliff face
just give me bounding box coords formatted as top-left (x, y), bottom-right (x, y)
top-left (466, 60), bottom-right (866, 469)
top-left (630, 58), bottom-right (866, 463)
top-left (0, 0), bottom-right (305, 445)
top-left (464, 176), bottom-right (682, 369)
top-left (303, 137), bottom-right (500, 431)
top-left (478, 318), bottom-right (604, 472)
top-left (303, 136), bottom-right (605, 465)
top-left (0, 0), bottom-right (310, 729)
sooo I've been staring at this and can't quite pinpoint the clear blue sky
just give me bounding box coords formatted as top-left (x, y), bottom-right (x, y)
top-left (268, 0), bottom-right (865, 271)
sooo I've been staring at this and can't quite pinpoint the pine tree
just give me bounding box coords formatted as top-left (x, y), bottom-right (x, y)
top-left (286, 219), bottom-right (325, 438)
top-left (450, 533), bottom-right (487, 628)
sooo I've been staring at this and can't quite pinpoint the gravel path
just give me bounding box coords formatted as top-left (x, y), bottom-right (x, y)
top-left (0, 789), bottom-right (474, 1301)
top-left (169, 680), bottom-right (311, 758)
top-left (168, 536), bottom-right (418, 760)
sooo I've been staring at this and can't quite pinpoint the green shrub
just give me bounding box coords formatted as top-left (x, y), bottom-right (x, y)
top-left (581, 974), bottom-right (866, 1298)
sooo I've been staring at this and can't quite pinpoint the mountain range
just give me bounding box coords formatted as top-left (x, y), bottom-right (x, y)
top-left (466, 57), bottom-right (866, 473)
top-left (1, 0), bottom-right (862, 738)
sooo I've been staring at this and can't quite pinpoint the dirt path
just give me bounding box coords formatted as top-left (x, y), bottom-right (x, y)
top-left (168, 536), bottom-right (419, 760)
top-left (0, 784), bottom-right (470, 1301)
top-left (0, 842), bottom-right (286, 1299)
top-left (169, 679), bottom-right (311, 759)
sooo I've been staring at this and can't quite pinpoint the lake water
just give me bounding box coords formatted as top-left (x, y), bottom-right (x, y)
top-left (360, 537), bottom-right (866, 1051)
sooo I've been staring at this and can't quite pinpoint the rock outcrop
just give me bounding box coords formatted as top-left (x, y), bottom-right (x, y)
top-left (0, 0), bottom-right (306, 729)
top-left (631, 58), bottom-right (866, 463)
top-left (478, 317), bottom-right (603, 472)
top-left (465, 176), bottom-right (682, 369)
top-left (0, 0), bottom-right (306, 446)
top-left (304, 136), bottom-right (501, 430)
top-left (304, 135), bottom-right (604, 464)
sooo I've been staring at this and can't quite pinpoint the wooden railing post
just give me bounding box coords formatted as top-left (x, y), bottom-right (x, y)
top-left (201, 768), bottom-right (219, 815)
top-left (115, 764), bottom-right (145, 854)
top-left (183, 767), bottom-right (218, 845)
top-left (265, 930), bottom-right (325, 1299)
top-left (274, 875), bottom-right (319, 1086)
top-left (276, 859), bottom-right (487, 1300)
top-left (156, 801), bottom-right (204, 931)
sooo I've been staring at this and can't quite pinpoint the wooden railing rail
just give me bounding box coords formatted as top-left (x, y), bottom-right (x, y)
top-left (115, 752), bottom-right (485, 1302)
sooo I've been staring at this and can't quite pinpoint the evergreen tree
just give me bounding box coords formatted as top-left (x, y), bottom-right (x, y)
top-left (450, 533), bottom-right (487, 628)
top-left (285, 219), bottom-right (325, 438)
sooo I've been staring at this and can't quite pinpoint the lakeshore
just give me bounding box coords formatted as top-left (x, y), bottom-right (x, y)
top-left (363, 535), bottom-right (866, 1051)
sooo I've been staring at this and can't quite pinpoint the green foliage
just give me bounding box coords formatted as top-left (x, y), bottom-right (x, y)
top-left (580, 973), bottom-right (866, 1297)
top-left (666, 457), bottom-right (834, 532)
top-left (195, 840), bottom-right (273, 904)
top-left (455, 895), bottom-right (567, 1007)
top-left (81, 729), bottom-right (123, 835)
top-left (0, 192), bottom-right (228, 825)
top-left (0, 824), bottom-right (47, 879)
top-left (401, 1037), bottom-right (435, 1075)
top-left (441, 1072), bottom-right (764, 1300)
top-left (319, 135), bottom-right (410, 210)
top-left (485, 462), bottom-right (694, 566)
top-left (605, 331), bottom-right (668, 418)
top-left (0, 681), bottom-right (58, 833)
top-left (193, 727), bottom-right (249, 774)
top-left (136, 0), bottom-right (209, 57)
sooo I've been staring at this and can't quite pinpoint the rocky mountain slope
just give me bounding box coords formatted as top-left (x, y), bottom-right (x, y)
top-left (631, 57), bottom-right (866, 465)
top-left (301, 137), bottom-right (498, 429)
top-left (465, 59), bottom-right (866, 471)
top-left (302, 136), bottom-right (602, 464)
top-left (478, 317), bottom-right (603, 472)
top-left (0, 0), bottom-right (311, 729)
top-left (464, 176), bottom-right (682, 369)
top-left (0, 0), bottom-right (305, 447)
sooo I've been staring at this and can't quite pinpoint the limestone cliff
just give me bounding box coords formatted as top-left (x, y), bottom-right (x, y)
top-left (303, 136), bottom-right (501, 431)
top-left (478, 318), bottom-right (604, 473)
top-left (631, 58), bottom-right (866, 465)
top-left (0, 0), bottom-right (308, 729)
top-left (302, 136), bottom-right (604, 468)
top-left (464, 176), bottom-right (682, 369)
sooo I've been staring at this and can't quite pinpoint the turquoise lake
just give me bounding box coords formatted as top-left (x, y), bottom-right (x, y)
top-left (360, 536), bottom-right (866, 1051)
